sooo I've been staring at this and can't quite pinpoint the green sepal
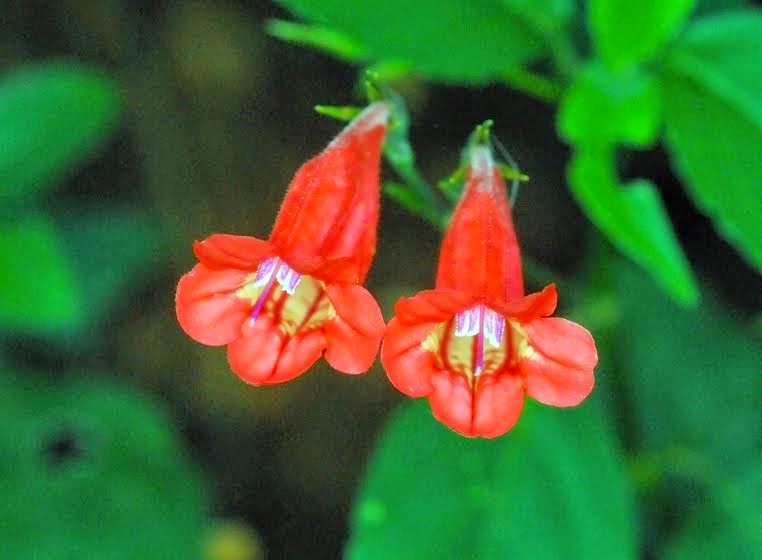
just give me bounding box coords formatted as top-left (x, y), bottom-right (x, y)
top-left (314, 104), bottom-right (363, 121)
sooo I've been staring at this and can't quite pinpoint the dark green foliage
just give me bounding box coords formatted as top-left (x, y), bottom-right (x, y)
top-left (347, 398), bottom-right (636, 559)
top-left (0, 63), bottom-right (120, 204)
top-left (0, 372), bottom-right (207, 559)
top-left (661, 10), bottom-right (762, 270)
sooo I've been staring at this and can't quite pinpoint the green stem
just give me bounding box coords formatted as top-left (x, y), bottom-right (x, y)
top-left (547, 31), bottom-right (580, 83)
top-left (385, 145), bottom-right (447, 229)
top-left (501, 67), bottom-right (565, 103)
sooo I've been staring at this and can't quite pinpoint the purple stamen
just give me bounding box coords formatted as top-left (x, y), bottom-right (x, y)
top-left (248, 265), bottom-right (280, 326)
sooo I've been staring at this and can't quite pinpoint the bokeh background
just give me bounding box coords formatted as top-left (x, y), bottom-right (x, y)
top-left (1, 1), bottom-right (760, 559)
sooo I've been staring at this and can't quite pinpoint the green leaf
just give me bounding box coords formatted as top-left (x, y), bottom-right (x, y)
top-left (558, 64), bottom-right (662, 148)
top-left (661, 10), bottom-right (762, 270)
top-left (567, 146), bottom-right (698, 305)
top-left (266, 19), bottom-right (368, 61)
top-left (588, 0), bottom-right (696, 69)
top-left (613, 260), bottom-right (761, 558)
top-left (615, 261), bottom-right (761, 472)
top-left (347, 399), bottom-right (636, 559)
top-left (695, 0), bottom-right (749, 15)
top-left (499, 0), bottom-right (574, 37)
top-left (55, 205), bottom-right (160, 333)
top-left (664, 465), bottom-right (762, 560)
top-left (0, 62), bottom-right (121, 203)
top-left (274, 0), bottom-right (572, 83)
top-left (558, 63), bottom-right (697, 305)
top-left (0, 371), bottom-right (207, 559)
top-left (0, 214), bottom-right (81, 331)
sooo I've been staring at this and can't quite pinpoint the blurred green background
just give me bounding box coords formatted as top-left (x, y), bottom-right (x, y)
top-left (1, 1), bottom-right (760, 559)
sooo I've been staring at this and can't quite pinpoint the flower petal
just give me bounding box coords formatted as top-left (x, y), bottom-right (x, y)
top-left (193, 234), bottom-right (272, 270)
top-left (493, 284), bottom-right (558, 322)
top-left (429, 371), bottom-right (475, 437)
top-left (520, 317), bottom-right (597, 407)
top-left (435, 145), bottom-right (524, 302)
top-left (381, 318), bottom-right (438, 398)
top-left (227, 315), bottom-right (326, 385)
top-left (472, 375), bottom-right (525, 438)
top-left (175, 264), bottom-right (250, 346)
top-left (394, 289), bottom-right (476, 324)
top-left (323, 283), bottom-right (385, 374)
top-left (298, 256), bottom-right (360, 284)
top-left (269, 102), bottom-right (389, 276)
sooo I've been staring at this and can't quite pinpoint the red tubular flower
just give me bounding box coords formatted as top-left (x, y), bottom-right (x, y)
top-left (381, 140), bottom-right (597, 438)
top-left (176, 102), bottom-right (390, 385)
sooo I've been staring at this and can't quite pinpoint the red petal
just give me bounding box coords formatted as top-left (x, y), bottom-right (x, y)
top-left (394, 289), bottom-right (475, 324)
top-left (435, 145), bottom-right (524, 301)
top-left (192, 234), bottom-right (272, 270)
top-left (323, 283), bottom-right (385, 374)
top-left (429, 371), bottom-right (475, 437)
top-left (269, 102), bottom-right (389, 279)
top-left (175, 264), bottom-right (250, 346)
top-left (380, 318), bottom-right (438, 397)
top-left (520, 317), bottom-right (597, 407)
top-left (472, 375), bottom-right (525, 438)
top-left (493, 284), bottom-right (558, 322)
top-left (227, 316), bottom-right (326, 385)
top-left (298, 256), bottom-right (360, 284)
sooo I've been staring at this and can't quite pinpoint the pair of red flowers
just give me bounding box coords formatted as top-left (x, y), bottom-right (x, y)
top-left (175, 102), bottom-right (597, 438)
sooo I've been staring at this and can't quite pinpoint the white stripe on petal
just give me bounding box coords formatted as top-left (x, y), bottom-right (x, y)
top-left (483, 307), bottom-right (505, 347)
top-left (454, 305), bottom-right (482, 337)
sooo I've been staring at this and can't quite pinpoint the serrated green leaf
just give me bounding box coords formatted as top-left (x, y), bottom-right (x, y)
top-left (0, 214), bottom-right (82, 331)
top-left (0, 62), bottom-right (121, 203)
top-left (567, 146), bottom-right (698, 305)
top-left (589, 0), bottom-right (696, 69)
top-left (347, 399), bottom-right (636, 560)
top-left (661, 10), bottom-right (762, 270)
top-left (0, 371), bottom-right (207, 559)
top-left (558, 64), bottom-right (662, 148)
top-left (274, 0), bottom-right (570, 83)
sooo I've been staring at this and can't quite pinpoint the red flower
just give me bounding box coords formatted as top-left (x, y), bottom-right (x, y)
top-left (381, 140), bottom-right (597, 438)
top-left (176, 102), bottom-right (390, 385)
